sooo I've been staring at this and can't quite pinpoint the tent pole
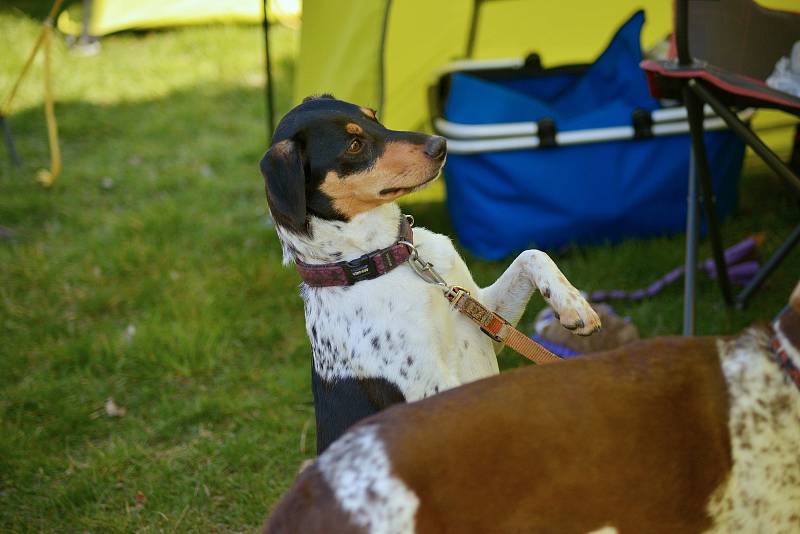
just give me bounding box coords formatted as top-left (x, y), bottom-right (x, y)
top-left (466, 0), bottom-right (485, 58)
top-left (377, 0), bottom-right (392, 117)
top-left (80, 0), bottom-right (92, 44)
top-left (1, 115), bottom-right (22, 167)
top-left (263, 0), bottom-right (275, 142)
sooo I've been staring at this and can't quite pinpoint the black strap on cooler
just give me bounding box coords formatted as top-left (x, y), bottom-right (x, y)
top-left (632, 108), bottom-right (654, 139)
top-left (537, 118), bottom-right (557, 147)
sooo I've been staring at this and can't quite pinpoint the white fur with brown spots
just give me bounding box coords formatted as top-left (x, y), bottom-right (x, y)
top-left (706, 326), bottom-right (800, 532)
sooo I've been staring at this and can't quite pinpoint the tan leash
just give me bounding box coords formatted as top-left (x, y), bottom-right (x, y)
top-left (446, 286), bottom-right (563, 364)
top-left (400, 232), bottom-right (562, 365)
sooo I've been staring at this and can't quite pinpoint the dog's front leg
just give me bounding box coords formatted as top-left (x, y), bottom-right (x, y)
top-left (477, 250), bottom-right (600, 349)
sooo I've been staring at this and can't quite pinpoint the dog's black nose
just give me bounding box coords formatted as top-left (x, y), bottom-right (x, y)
top-left (424, 136), bottom-right (447, 160)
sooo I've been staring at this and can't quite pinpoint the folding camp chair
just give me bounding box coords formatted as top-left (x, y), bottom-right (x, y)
top-left (641, 0), bottom-right (800, 335)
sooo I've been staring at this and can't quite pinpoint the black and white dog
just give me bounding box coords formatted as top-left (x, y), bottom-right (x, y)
top-left (260, 95), bottom-right (600, 452)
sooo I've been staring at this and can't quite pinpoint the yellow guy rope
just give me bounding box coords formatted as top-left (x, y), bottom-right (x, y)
top-left (1, 0), bottom-right (65, 187)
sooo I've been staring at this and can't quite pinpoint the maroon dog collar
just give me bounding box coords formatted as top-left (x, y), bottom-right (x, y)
top-left (771, 305), bottom-right (800, 392)
top-left (771, 336), bottom-right (800, 392)
top-left (295, 216), bottom-right (414, 287)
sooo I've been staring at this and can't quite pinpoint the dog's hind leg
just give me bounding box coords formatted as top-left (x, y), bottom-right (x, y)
top-left (477, 250), bottom-right (600, 342)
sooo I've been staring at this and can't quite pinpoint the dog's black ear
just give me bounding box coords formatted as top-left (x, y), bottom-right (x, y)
top-left (260, 139), bottom-right (307, 234)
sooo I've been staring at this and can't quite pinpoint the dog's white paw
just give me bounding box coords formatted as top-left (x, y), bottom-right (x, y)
top-left (522, 250), bottom-right (601, 336)
top-left (542, 282), bottom-right (601, 336)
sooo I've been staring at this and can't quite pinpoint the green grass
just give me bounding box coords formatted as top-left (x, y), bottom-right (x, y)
top-left (1, 5), bottom-right (798, 532)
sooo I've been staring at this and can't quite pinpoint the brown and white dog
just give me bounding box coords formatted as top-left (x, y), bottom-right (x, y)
top-left (264, 282), bottom-right (800, 533)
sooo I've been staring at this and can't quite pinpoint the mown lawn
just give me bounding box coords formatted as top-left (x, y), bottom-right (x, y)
top-left (1, 4), bottom-right (798, 532)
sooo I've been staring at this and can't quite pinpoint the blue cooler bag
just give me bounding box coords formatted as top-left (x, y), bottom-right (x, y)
top-left (433, 11), bottom-right (746, 259)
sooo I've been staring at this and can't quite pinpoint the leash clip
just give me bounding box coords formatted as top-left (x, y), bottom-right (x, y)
top-left (399, 240), bottom-right (450, 291)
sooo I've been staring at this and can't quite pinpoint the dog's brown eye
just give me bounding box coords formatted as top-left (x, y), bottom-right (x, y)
top-left (346, 138), bottom-right (363, 154)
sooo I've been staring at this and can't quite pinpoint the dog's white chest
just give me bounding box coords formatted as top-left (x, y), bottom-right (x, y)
top-left (304, 229), bottom-right (498, 401)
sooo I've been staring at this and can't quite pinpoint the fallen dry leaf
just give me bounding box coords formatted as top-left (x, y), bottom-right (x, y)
top-left (135, 491), bottom-right (147, 510)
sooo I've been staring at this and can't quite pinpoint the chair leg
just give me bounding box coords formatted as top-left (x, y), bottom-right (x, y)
top-left (683, 144), bottom-right (700, 336)
top-left (736, 223), bottom-right (800, 308)
top-left (684, 85), bottom-right (734, 307)
top-left (689, 79), bottom-right (800, 306)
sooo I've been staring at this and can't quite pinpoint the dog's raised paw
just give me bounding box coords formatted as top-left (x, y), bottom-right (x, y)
top-left (550, 291), bottom-right (601, 336)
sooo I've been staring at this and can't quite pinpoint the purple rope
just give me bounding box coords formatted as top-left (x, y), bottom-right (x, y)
top-left (589, 236), bottom-right (760, 303)
top-left (530, 334), bottom-right (582, 358)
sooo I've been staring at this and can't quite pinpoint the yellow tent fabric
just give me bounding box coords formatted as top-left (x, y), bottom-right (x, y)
top-left (56, 0), bottom-right (300, 36)
top-left (293, 0), bottom-right (389, 119)
top-left (295, 0), bottom-right (800, 133)
top-left (296, 1), bottom-right (674, 132)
